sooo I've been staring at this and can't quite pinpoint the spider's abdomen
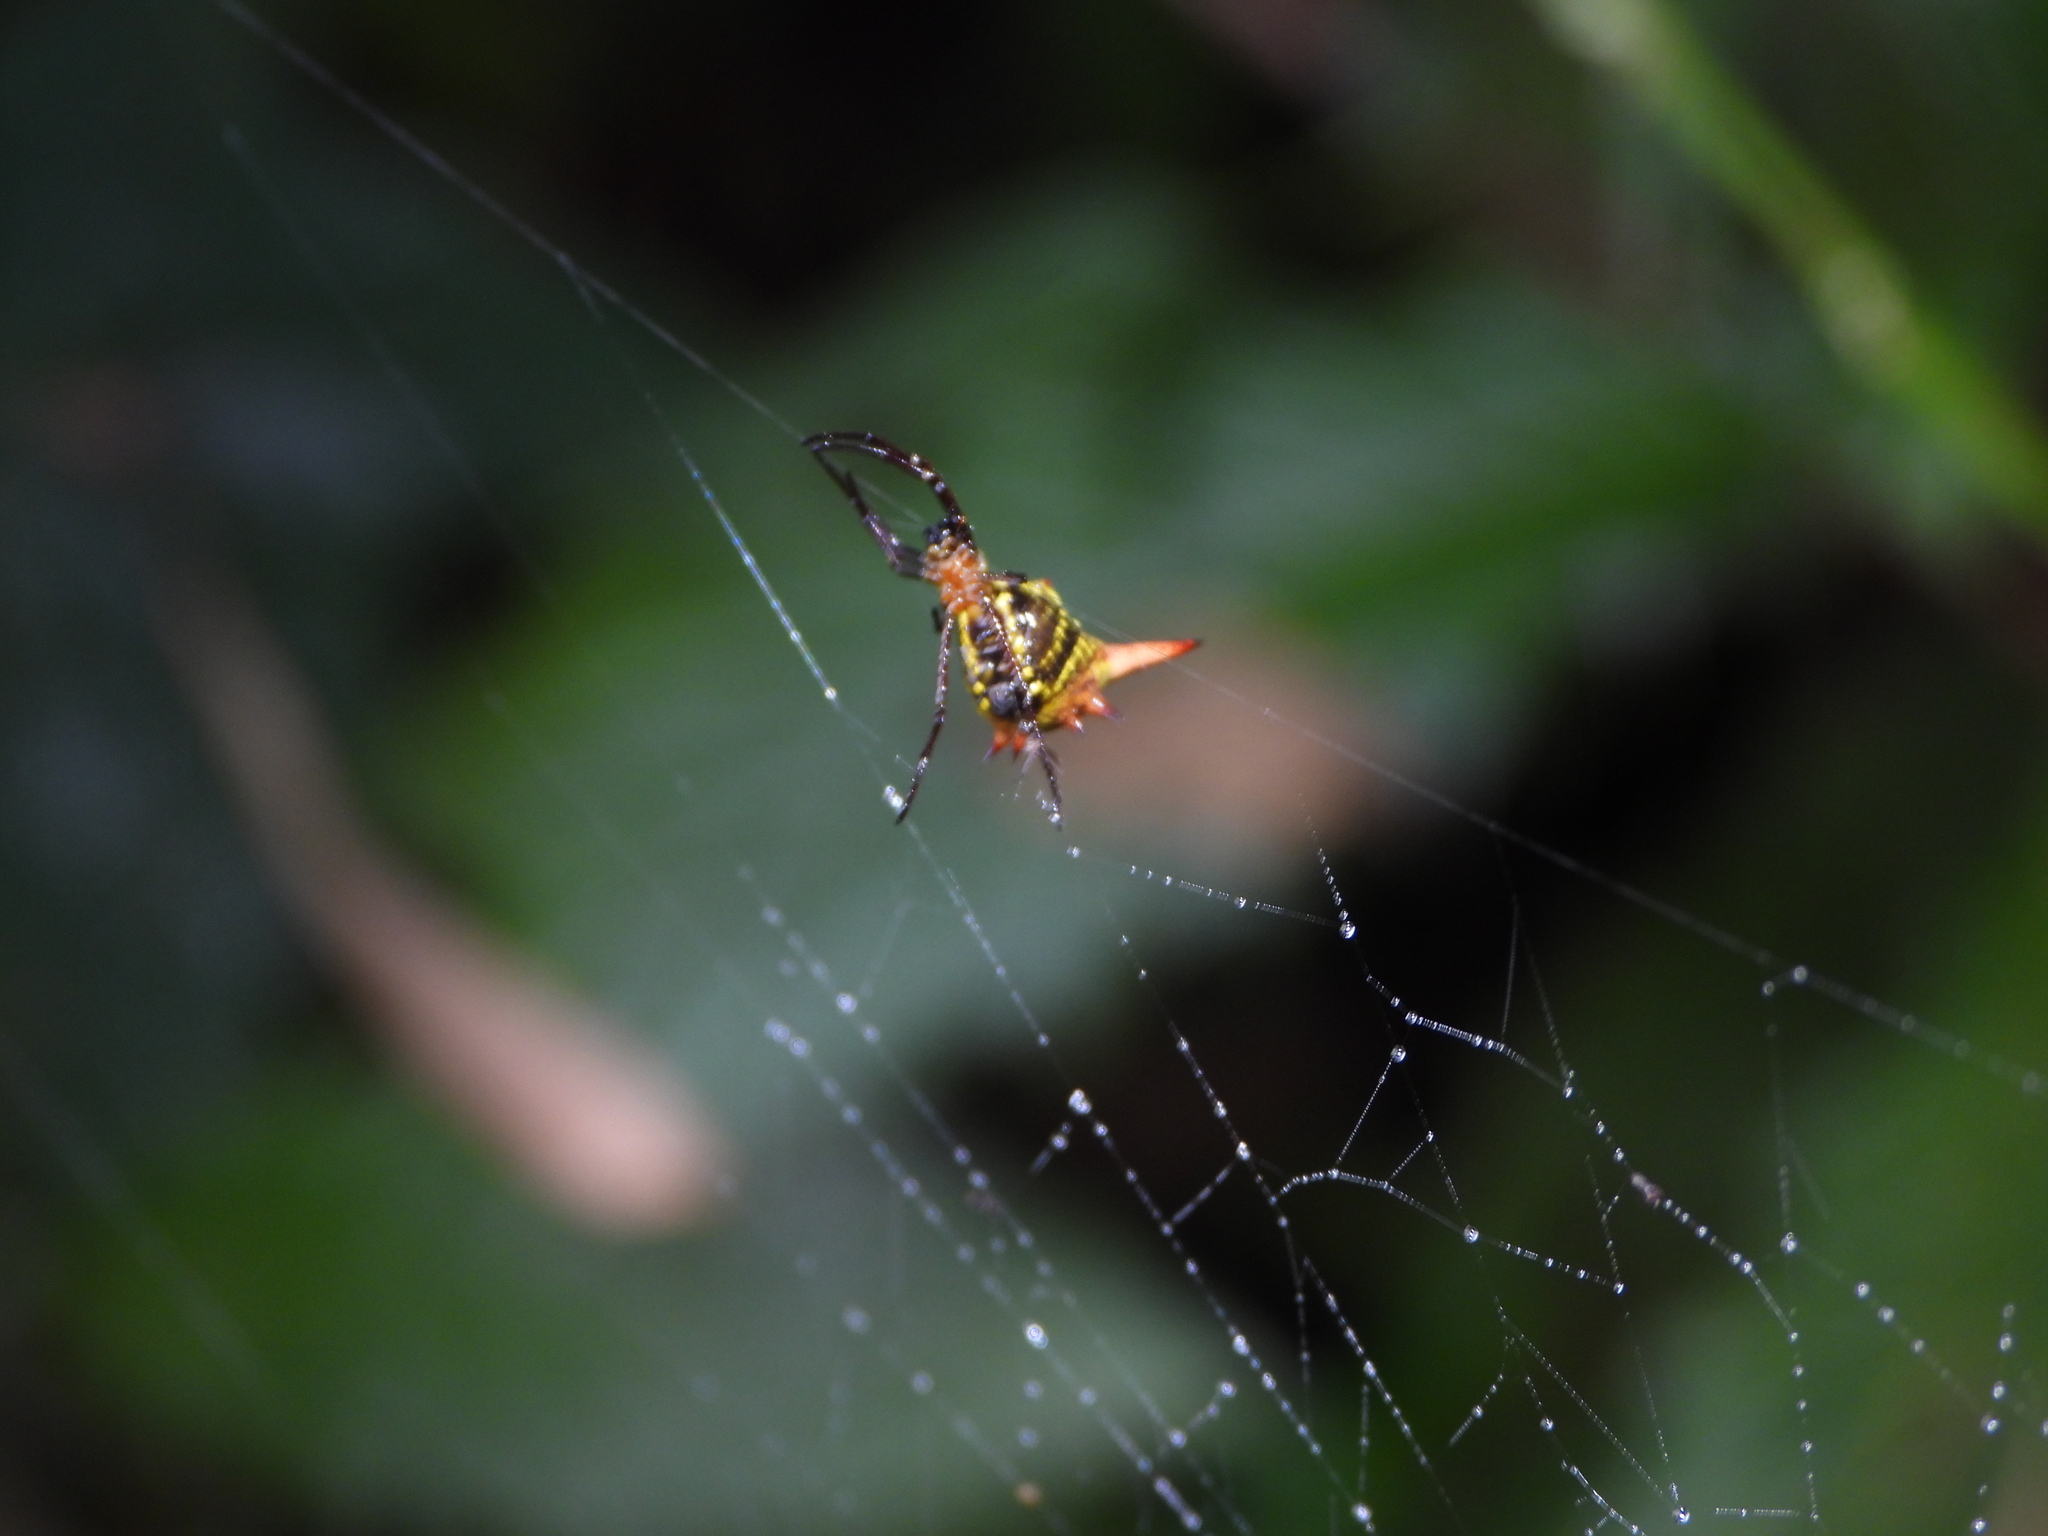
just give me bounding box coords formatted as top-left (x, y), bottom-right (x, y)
top-left (960, 576), bottom-right (1102, 728)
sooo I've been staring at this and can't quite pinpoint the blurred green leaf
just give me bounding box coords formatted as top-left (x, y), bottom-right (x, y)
top-left (67, 1067), bottom-right (1227, 1533)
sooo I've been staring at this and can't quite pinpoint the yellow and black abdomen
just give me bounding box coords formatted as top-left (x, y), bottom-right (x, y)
top-left (960, 576), bottom-right (1103, 728)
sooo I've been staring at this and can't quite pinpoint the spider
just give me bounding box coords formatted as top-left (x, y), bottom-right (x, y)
top-left (804, 431), bottom-right (1198, 826)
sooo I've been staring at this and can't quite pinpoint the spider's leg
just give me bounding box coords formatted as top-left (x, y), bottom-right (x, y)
top-left (1006, 712), bottom-right (1062, 824)
top-left (1035, 740), bottom-right (1064, 827)
top-left (969, 583), bottom-right (1061, 827)
top-left (803, 432), bottom-right (969, 523)
top-left (807, 445), bottom-right (925, 578)
top-left (895, 610), bottom-right (953, 822)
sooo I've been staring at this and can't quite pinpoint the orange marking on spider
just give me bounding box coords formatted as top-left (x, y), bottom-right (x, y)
top-left (803, 432), bottom-right (1198, 826)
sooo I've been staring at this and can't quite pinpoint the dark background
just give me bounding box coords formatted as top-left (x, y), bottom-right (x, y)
top-left (6, 0), bottom-right (2048, 1531)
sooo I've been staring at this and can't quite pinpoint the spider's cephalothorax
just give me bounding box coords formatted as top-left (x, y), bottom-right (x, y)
top-left (804, 431), bottom-right (1197, 825)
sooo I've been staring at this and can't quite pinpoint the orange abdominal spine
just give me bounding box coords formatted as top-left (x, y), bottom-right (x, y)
top-left (1096, 638), bottom-right (1205, 683)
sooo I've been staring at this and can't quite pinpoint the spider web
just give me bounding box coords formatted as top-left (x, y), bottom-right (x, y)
top-left (20, 3), bottom-right (2048, 1534)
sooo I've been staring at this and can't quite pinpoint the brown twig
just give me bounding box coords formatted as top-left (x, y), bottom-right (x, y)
top-left (155, 566), bottom-right (731, 1236)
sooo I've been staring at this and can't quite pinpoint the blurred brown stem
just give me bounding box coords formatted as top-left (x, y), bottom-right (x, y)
top-left (156, 566), bottom-right (729, 1236)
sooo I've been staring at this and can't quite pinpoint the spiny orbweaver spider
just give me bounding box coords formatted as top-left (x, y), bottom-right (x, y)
top-left (804, 432), bottom-right (1198, 826)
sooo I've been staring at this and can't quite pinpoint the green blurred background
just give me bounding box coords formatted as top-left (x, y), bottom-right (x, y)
top-left (6, 0), bottom-right (2048, 1530)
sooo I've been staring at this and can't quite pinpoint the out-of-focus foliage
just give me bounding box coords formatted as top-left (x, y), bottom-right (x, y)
top-left (6, 0), bottom-right (2048, 1531)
